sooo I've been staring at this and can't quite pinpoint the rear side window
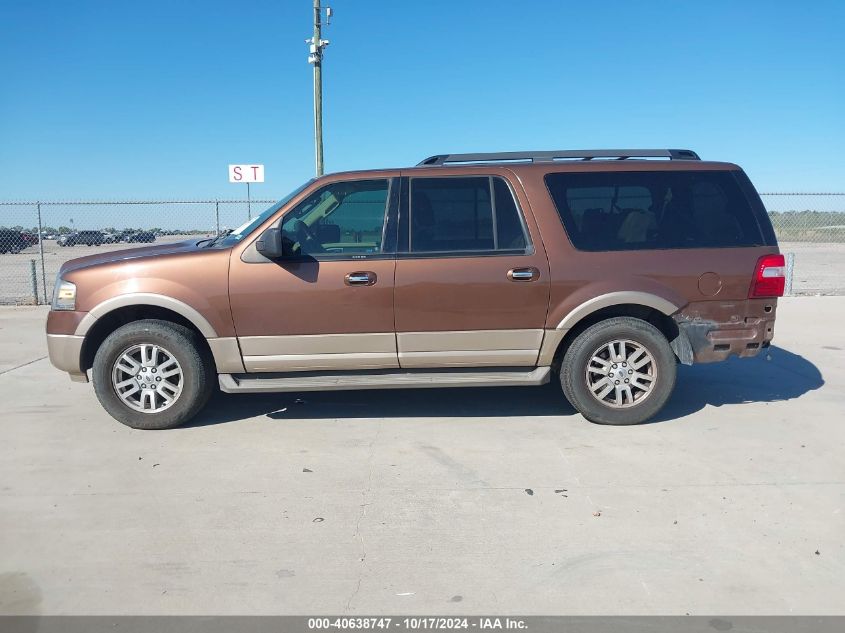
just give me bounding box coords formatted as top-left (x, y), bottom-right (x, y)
top-left (544, 170), bottom-right (766, 251)
top-left (407, 176), bottom-right (528, 253)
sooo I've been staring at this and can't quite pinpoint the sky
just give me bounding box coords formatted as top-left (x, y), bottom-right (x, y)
top-left (1, 0), bottom-right (843, 203)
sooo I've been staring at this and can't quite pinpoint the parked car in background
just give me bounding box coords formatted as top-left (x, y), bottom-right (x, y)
top-left (46, 148), bottom-right (783, 430)
top-left (125, 230), bottom-right (156, 243)
top-left (0, 229), bottom-right (29, 253)
top-left (58, 230), bottom-right (106, 247)
top-left (115, 229), bottom-right (145, 243)
top-left (20, 232), bottom-right (39, 246)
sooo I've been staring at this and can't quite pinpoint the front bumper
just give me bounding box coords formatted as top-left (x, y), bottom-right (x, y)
top-left (46, 334), bottom-right (88, 382)
top-left (671, 299), bottom-right (777, 364)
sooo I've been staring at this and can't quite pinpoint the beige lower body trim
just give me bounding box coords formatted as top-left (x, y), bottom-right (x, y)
top-left (537, 329), bottom-right (567, 366)
top-left (48, 334), bottom-right (244, 380)
top-left (244, 352), bottom-right (398, 372)
top-left (207, 337), bottom-right (245, 373)
top-left (238, 330), bottom-right (547, 372)
top-left (46, 333), bottom-right (87, 381)
top-left (398, 349), bottom-right (539, 368)
top-left (239, 333), bottom-right (396, 355)
top-left (397, 329), bottom-right (542, 368)
top-left (239, 333), bottom-right (399, 372)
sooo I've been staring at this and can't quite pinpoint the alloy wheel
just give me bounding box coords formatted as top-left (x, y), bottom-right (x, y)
top-left (111, 343), bottom-right (183, 413)
top-left (584, 339), bottom-right (657, 408)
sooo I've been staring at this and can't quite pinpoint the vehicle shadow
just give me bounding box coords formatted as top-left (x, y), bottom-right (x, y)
top-left (653, 344), bottom-right (824, 422)
top-left (186, 345), bottom-right (823, 427)
top-left (188, 381), bottom-right (574, 427)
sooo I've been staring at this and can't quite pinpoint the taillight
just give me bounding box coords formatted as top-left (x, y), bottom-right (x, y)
top-left (750, 254), bottom-right (786, 298)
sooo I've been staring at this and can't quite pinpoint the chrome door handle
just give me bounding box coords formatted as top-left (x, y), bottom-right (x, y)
top-left (344, 271), bottom-right (377, 286)
top-left (507, 267), bottom-right (539, 282)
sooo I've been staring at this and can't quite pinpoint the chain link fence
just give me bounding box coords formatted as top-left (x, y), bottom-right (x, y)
top-left (1, 194), bottom-right (844, 304)
top-left (0, 199), bottom-right (273, 305)
top-left (761, 194), bottom-right (845, 295)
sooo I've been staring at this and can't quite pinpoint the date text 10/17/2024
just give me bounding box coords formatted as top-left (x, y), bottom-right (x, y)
top-left (307, 617), bottom-right (528, 630)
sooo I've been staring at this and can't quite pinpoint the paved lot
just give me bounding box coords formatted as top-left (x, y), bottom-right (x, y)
top-left (781, 241), bottom-right (845, 295)
top-left (0, 235), bottom-right (207, 305)
top-left (0, 298), bottom-right (843, 615)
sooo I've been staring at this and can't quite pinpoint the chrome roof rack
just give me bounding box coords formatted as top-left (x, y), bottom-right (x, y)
top-left (417, 149), bottom-right (700, 166)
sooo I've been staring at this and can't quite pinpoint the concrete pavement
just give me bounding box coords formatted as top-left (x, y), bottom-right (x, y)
top-left (0, 299), bottom-right (843, 615)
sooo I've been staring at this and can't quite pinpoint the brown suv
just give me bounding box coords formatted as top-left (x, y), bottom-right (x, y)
top-left (46, 149), bottom-right (784, 429)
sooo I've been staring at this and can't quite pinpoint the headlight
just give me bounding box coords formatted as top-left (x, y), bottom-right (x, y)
top-left (52, 279), bottom-right (77, 311)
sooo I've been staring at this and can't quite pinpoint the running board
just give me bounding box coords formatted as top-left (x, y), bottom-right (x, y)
top-left (218, 367), bottom-right (552, 394)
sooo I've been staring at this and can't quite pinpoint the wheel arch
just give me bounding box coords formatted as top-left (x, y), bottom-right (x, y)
top-left (76, 293), bottom-right (218, 338)
top-left (79, 304), bottom-right (216, 373)
top-left (541, 293), bottom-right (683, 368)
top-left (555, 291), bottom-right (680, 332)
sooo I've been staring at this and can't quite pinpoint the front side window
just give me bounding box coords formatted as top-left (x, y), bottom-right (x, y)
top-left (407, 176), bottom-right (528, 254)
top-left (544, 170), bottom-right (766, 251)
top-left (280, 179), bottom-right (390, 256)
top-left (215, 179), bottom-right (314, 246)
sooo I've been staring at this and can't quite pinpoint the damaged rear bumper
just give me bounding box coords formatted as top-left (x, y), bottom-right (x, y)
top-left (670, 299), bottom-right (777, 365)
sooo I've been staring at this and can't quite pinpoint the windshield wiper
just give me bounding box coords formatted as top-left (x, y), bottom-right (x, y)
top-left (204, 229), bottom-right (233, 248)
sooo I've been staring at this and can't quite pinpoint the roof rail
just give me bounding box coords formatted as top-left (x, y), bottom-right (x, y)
top-left (417, 149), bottom-right (700, 166)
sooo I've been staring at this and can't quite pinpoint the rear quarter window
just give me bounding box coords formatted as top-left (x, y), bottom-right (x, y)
top-left (544, 170), bottom-right (767, 251)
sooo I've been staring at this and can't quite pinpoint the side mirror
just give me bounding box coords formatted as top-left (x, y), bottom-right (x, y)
top-left (255, 227), bottom-right (285, 259)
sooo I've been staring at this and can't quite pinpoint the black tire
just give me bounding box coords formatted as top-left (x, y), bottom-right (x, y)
top-left (92, 319), bottom-right (215, 429)
top-left (560, 316), bottom-right (676, 425)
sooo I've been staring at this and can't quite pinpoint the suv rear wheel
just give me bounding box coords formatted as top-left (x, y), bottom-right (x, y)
top-left (92, 319), bottom-right (214, 429)
top-left (560, 317), bottom-right (676, 425)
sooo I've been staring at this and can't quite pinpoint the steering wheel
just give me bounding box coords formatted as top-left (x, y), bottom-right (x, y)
top-left (291, 219), bottom-right (324, 253)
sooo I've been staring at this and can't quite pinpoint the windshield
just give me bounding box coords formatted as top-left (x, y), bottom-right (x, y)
top-left (213, 179), bottom-right (314, 245)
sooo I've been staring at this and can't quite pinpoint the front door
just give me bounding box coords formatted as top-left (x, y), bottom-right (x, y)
top-left (229, 177), bottom-right (398, 372)
top-left (393, 174), bottom-right (551, 368)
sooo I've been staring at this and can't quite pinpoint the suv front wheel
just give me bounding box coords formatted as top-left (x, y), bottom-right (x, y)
top-left (560, 317), bottom-right (676, 425)
top-left (92, 319), bottom-right (214, 429)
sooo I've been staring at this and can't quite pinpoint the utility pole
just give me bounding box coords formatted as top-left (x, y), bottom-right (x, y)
top-left (307, 1), bottom-right (331, 177)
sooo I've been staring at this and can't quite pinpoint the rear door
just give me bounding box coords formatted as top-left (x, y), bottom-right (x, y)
top-left (393, 172), bottom-right (551, 368)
